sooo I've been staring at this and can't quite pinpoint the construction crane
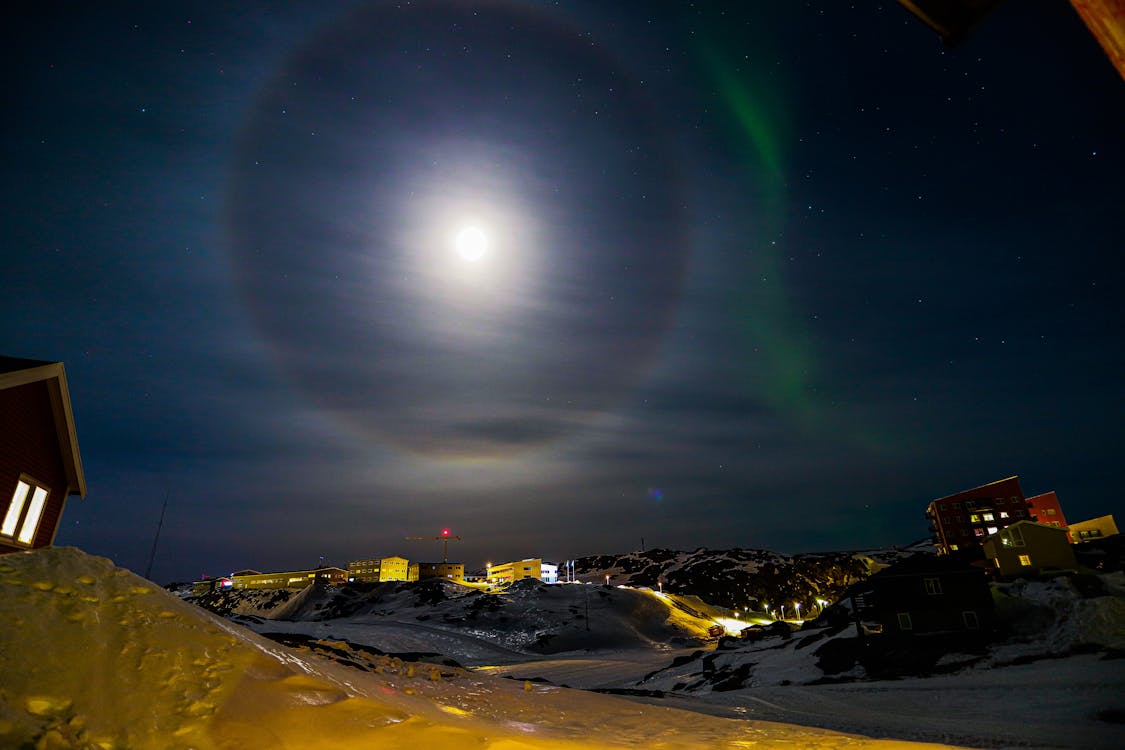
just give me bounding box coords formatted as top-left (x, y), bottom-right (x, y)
top-left (405, 528), bottom-right (462, 562)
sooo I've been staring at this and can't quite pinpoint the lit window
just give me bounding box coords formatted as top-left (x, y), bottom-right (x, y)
top-left (2, 478), bottom-right (50, 546)
top-left (1018, 554), bottom-right (1032, 567)
top-left (969, 514), bottom-right (981, 523)
top-left (1045, 509), bottom-right (1056, 516)
top-left (897, 612), bottom-right (913, 630)
top-left (923, 578), bottom-right (942, 595)
top-left (974, 528), bottom-right (985, 537)
top-left (982, 513), bottom-right (994, 522)
top-left (950, 544), bottom-right (959, 550)
top-left (987, 527), bottom-right (998, 535)
top-left (999, 511), bottom-right (1009, 519)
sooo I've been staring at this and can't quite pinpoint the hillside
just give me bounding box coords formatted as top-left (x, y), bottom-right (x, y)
top-left (575, 543), bottom-right (929, 612)
top-left (194, 576), bottom-right (724, 657)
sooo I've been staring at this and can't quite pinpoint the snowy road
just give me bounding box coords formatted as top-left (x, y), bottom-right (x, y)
top-left (633, 654), bottom-right (1125, 750)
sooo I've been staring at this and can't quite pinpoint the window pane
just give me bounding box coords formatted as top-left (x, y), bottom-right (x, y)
top-left (17, 486), bottom-right (48, 544)
top-left (2, 481), bottom-right (31, 537)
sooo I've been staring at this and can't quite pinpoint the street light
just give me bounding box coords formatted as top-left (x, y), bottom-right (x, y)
top-left (794, 602), bottom-right (802, 620)
top-left (605, 574), bottom-right (610, 586)
top-left (658, 581), bottom-right (663, 594)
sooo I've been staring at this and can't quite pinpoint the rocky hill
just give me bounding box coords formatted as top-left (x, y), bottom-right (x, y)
top-left (575, 543), bottom-right (930, 612)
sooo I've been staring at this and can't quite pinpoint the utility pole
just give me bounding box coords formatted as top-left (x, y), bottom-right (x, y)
top-left (144, 490), bottom-right (170, 581)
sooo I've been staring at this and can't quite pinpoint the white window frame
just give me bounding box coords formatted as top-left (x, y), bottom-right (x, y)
top-left (2, 475), bottom-right (51, 547)
top-left (923, 577), bottom-right (943, 595)
top-left (897, 612), bottom-right (913, 630)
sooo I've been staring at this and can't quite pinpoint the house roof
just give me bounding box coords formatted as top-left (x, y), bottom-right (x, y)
top-left (868, 552), bottom-right (984, 578)
top-left (930, 475), bottom-right (1021, 505)
top-left (985, 519), bottom-right (1068, 540)
top-left (0, 357), bottom-right (86, 498)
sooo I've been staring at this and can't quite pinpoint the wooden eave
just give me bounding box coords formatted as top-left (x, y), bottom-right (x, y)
top-left (0, 361), bottom-right (87, 498)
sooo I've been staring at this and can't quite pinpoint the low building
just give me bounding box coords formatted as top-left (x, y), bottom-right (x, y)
top-left (1069, 514), bottom-right (1119, 543)
top-left (416, 562), bottom-right (465, 582)
top-left (487, 558), bottom-right (544, 584)
top-left (1, 357), bottom-right (87, 554)
top-left (983, 521), bottom-right (1077, 576)
top-left (229, 567), bottom-right (347, 590)
top-left (849, 554), bottom-right (994, 642)
top-left (348, 555), bottom-right (412, 583)
top-left (540, 562), bottom-right (559, 584)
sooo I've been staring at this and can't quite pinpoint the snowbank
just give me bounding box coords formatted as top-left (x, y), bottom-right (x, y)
top-left (1, 547), bottom-right (965, 749)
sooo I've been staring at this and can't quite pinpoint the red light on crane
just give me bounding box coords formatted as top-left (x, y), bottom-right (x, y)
top-left (442, 528), bottom-right (450, 537)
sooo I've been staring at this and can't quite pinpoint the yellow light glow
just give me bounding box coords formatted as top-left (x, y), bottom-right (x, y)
top-left (17, 486), bottom-right (48, 544)
top-left (1, 480), bottom-right (30, 537)
top-left (713, 617), bottom-right (748, 634)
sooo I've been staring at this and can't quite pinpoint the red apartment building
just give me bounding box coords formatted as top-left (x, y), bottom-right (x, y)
top-left (925, 476), bottom-right (1070, 554)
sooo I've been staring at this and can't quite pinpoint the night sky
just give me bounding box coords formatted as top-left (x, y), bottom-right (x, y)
top-left (3, 1), bottom-right (1122, 584)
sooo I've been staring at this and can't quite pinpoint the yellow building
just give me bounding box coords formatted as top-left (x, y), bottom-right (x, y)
top-left (486, 558), bottom-right (542, 584)
top-left (348, 555), bottom-right (413, 583)
top-left (983, 521), bottom-right (1077, 577)
top-left (1069, 514), bottom-right (1119, 543)
top-left (417, 562), bottom-right (465, 582)
top-left (228, 567), bottom-right (347, 590)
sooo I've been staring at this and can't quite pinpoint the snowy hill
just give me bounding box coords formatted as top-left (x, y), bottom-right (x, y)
top-left (195, 576), bottom-right (724, 657)
top-left (1, 547), bottom-right (968, 749)
top-left (574, 543), bottom-right (929, 612)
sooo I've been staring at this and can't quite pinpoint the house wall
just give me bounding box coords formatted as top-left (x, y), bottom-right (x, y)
top-left (985, 523), bottom-right (1077, 576)
top-left (869, 568), bottom-right (993, 638)
top-left (0, 381), bottom-right (70, 553)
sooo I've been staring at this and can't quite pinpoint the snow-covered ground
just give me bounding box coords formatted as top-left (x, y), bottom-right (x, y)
top-left (2, 547), bottom-right (965, 749)
top-left (188, 558), bottom-right (1125, 750)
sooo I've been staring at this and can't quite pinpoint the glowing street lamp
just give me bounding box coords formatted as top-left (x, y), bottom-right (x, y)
top-left (658, 581), bottom-right (663, 594)
top-left (605, 574), bottom-right (611, 586)
top-left (794, 602), bottom-right (802, 620)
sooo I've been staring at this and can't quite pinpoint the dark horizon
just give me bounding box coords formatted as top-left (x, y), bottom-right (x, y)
top-left (3, 1), bottom-right (1122, 584)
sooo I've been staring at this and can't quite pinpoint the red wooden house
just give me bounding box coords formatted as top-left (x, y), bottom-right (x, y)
top-left (0, 357), bottom-right (86, 553)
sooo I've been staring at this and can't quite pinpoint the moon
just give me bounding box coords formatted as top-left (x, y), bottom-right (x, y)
top-left (454, 225), bottom-right (488, 261)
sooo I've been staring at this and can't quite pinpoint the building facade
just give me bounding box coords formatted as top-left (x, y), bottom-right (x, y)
top-left (1069, 514), bottom-right (1119, 542)
top-left (348, 555), bottom-right (413, 583)
top-left (416, 562), bottom-right (465, 581)
top-left (982, 521), bottom-right (1077, 576)
top-left (925, 476), bottom-right (1069, 554)
top-left (487, 558), bottom-right (543, 584)
top-left (227, 567), bottom-right (347, 590)
top-left (1, 357), bottom-right (86, 554)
